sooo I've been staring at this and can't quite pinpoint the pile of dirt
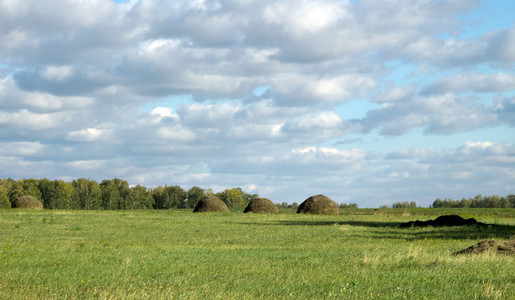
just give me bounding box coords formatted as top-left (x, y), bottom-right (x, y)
top-left (399, 215), bottom-right (486, 228)
top-left (11, 195), bottom-right (43, 209)
top-left (244, 198), bottom-right (278, 213)
top-left (297, 194), bottom-right (338, 215)
top-left (454, 239), bottom-right (515, 255)
top-left (193, 195), bottom-right (229, 213)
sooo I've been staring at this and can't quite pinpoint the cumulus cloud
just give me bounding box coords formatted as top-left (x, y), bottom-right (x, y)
top-left (0, 0), bottom-right (514, 207)
top-left (359, 94), bottom-right (499, 135)
top-left (422, 73), bottom-right (515, 95)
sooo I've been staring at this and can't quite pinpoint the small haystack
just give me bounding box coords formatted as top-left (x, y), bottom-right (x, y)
top-left (12, 195), bottom-right (43, 209)
top-left (193, 195), bottom-right (229, 213)
top-left (454, 239), bottom-right (515, 256)
top-left (244, 198), bottom-right (278, 213)
top-left (297, 194), bottom-right (338, 215)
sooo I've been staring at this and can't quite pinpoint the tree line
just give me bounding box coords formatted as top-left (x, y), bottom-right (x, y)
top-left (432, 194), bottom-right (515, 208)
top-left (0, 178), bottom-right (258, 210)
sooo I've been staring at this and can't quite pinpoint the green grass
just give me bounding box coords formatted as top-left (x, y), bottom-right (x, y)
top-left (0, 209), bottom-right (514, 299)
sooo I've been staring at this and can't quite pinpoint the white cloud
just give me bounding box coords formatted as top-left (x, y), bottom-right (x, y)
top-left (423, 73), bottom-right (515, 95)
top-left (360, 94), bottom-right (499, 135)
top-left (0, 0), bottom-right (514, 207)
top-left (66, 127), bottom-right (111, 142)
top-left (263, 0), bottom-right (347, 35)
top-left (0, 142), bottom-right (46, 156)
top-left (39, 66), bottom-right (74, 81)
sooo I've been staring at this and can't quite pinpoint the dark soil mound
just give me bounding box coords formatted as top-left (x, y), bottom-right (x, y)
top-left (454, 239), bottom-right (515, 255)
top-left (244, 198), bottom-right (278, 213)
top-left (297, 194), bottom-right (338, 215)
top-left (400, 215), bottom-right (485, 228)
top-left (11, 195), bottom-right (43, 209)
top-left (193, 195), bottom-right (229, 213)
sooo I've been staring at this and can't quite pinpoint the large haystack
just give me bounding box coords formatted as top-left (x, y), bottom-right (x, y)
top-left (244, 198), bottom-right (278, 213)
top-left (297, 194), bottom-right (338, 215)
top-left (12, 195), bottom-right (43, 209)
top-left (193, 195), bottom-right (229, 213)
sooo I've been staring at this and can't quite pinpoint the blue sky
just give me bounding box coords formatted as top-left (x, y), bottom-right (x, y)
top-left (0, 0), bottom-right (514, 207)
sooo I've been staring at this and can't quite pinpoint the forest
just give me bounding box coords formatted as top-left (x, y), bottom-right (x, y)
top-left (431, 195), bottom-right (515, 208)
top-left (1, 178), bottom-right (513, 210)
top-left (0, 178), bottom-right (257, 210)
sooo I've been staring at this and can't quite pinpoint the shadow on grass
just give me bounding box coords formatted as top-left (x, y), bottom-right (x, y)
top-left (235, 220), bottom-right (515, 241)
top-left (275, 220), bottom-right (401, 228)
top-left (365, 224), bottom-right (515, 241)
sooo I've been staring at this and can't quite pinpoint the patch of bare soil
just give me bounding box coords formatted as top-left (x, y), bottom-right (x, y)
top-left (454, 239), bottom-right (515, 255)
top-left (399, 215), bottom-right (486, 228)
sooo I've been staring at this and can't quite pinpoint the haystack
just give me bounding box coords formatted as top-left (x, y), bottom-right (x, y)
top-left (454, 239), bottom-right (515, 256)
top-left (244, 198), bottom-right (278, 213)
top-left (297, 194), bottom-right (338, 215)
top-left (193, 195), bottom-right (229, 213)
top-left (12, 195), bottom-right (43, 209)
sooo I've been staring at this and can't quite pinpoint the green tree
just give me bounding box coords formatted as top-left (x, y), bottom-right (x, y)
top-left (186, 186), bottom-right (205, 209)
top-left (129, 185), bottom-right (154, 209)
top-left (100, 180), bottom-right (121, 210)
top-left (217, 188), bottom-right (246, 209)
top-left (21, 179), bottom-right (42, 200)
top-left (0, 186), bottom-right (10, 208)
top-left (499, 197), bottom-right (510, 208)
top-left (54, 180), bottom-right (76, 209)
top-left (8, 181), bottom-right (25, 203)
top-left (38, 178), bottom-right (57, 209)
top-left (73, 178), bottom-right (102, 210)
top-left (38, 179), bottom-right (76, 209)
top-left (151, 186), bottom-right (165, 209)
top-left (113, 178), bottom-right (131, 209)
top-left (162, 185), bottom-right (186, 209)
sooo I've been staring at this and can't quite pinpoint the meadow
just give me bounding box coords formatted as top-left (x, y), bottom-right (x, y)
top-left (0, 208), bottom-right (514, 299)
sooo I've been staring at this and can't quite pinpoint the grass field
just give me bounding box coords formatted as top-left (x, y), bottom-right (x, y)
top-left (0, 208), bottom-right (514, 299)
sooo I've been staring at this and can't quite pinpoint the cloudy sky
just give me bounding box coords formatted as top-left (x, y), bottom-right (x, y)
top-left (1, 0), bottom-right (514, 207)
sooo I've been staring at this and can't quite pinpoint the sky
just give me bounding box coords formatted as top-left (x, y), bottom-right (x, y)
top-left (0, 0), bottom-right (514, 207)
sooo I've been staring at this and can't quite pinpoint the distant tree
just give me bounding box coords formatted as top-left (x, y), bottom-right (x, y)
top-left (113, 178), bottom-right (131, 209)
top-left (392, 201), bottom-right (409, 208)
top-left (100, 180), bottom-right (121, 210)
top-left (21, 179), bottom-right (43, 200)
top-left (54, 180), bottom-right (76, 209)
top-left (339, 203), bottom-right (358, 209)
top-left (216, 187), bottom-right (258, 209)
top-left (186, 186), bottom-right (205, 209)
top-left (216, 188), bottom-right (246, 209)
top-left (73, 178), bottom-right (102, 210)
top-left (432, 194), bottom-right (513, 208)
top-left (499, 197), bottom-right (510, 208)
top-left (8, 181), bottom-right (25, 203)
top-left (38, 179), bottom-right (57, 209)
top-left (432, 198), bottom-right (443, 208)
top-left (0, 186), bottom-right (10, 208)
top-left (509, 194), bottom-right (515, 208)
top-left (151, 186), bottom-right (165, 209)
top-left (162, 185), bottom-right (186, 209)
top-left (129, 185), bottom-right (154, 209)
